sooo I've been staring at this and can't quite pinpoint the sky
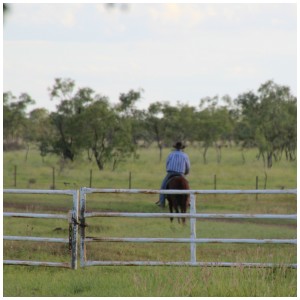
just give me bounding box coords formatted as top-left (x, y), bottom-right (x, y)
top-left (3, 2), bottom-right (298, 112)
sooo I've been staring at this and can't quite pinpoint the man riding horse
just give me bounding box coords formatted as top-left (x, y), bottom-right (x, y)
top-left (156, 141), bottom-right (191, 208)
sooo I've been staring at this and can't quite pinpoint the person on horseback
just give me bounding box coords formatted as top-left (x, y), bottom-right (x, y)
top-left (156, 141), bottom-right (190, 208)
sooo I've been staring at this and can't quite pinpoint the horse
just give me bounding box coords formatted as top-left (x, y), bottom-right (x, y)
top-left (165, 175), bottom-right (190, 224)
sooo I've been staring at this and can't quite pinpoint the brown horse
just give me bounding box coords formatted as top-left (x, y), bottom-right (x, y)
top-left (166, 175), bottom-right (190, 224)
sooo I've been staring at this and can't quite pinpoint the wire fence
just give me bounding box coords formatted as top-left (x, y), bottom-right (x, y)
top-left (4, 165), bottom-right (293, 191)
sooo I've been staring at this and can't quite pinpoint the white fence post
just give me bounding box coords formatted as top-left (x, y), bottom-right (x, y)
top-left (71, 190), bottom-right (79, 270)
top-left (190, 193), bottom-right (197, 264)
top-left (79, 187), bottom-right (87, 268)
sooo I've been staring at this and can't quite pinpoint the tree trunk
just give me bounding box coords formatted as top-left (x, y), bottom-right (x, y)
top-left (95, 156), bottom-right (104, 170)
top-left (257, 150), bottom-right (266, 168)
top-left (25, 144), bottom-right (30, 162)
top-left (203, 147), bottom-right (208, 164)
top-left (216, 145), bottom-right (222, 164)
top-left (63, 147), bottom-right (74, 161)
top-left (267, 152), bottom-right (273, 168)
top-left (87, 149), bottom-right (93, 162)
top-left (264, 172), bottom-right (268, 189)
top-left (112, 159), bottom-right (117, 171)
top-left (92, 148), bottom-right (104, 170)
top-left (156, 140), bottom-right (163, 162)
top-left (159, 145), bottom-right (163, 162)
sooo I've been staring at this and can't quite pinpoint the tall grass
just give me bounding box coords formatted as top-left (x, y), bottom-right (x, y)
top-left (3, 265), bottom-right (296, 297)
top-left (3, 145), bottom-right (297, 296)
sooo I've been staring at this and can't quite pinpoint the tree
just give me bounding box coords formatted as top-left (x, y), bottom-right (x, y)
top-left (45, 79), bottom-right (138, 170)
top-left (162, 103), bottom-right (196, 145)
top-left (48, 78), bottom-right (94, 161)
top-left (145, 102), bottom-right (166, 161)
top-left (195, 108), bottom-right (215, 164)
top-left (129, 108), bottom-right (149, 146)
top-left (234, 80), bottom-right (297, 168)
top-left (255, 80), bottom-right (296, 167)
top-left (115, 89), bottom-right (144, 148)
top-left (28, 108), bottom-right (52, 161)
top-left (116, 89), bottom-right (142, 115)
top-left (3, 92), bottom-right (35, 150)
top-left (196, 96), bottom-right (234, 163)
top-left (83, 98), bottom-right (135, 171)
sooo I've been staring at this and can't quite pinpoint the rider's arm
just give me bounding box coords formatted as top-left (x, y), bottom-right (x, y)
top-left (184, 155), bottom-right (190, 175)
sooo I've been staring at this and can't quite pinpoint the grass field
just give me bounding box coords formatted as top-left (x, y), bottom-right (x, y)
top-left (2, 145), bottom-right (297, 296)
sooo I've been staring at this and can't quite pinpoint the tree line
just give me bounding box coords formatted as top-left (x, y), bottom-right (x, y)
top-left (3, 78), bottom-right (297, 170)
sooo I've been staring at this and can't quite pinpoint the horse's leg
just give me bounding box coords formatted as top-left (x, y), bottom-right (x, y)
top-left (181, 196), bottom-right (187, 225)
top-left (174, 198), bottom-right (180, 224)
top-left (178, 196), bottom-right (187, 225)
top-left (168, 198), bottom-right (174, 223)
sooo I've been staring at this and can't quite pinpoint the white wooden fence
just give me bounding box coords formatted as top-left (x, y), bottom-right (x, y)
top-left (79, 188), bottom-right (297, 269)
top-left (3, 188), bottom-right (297, 269)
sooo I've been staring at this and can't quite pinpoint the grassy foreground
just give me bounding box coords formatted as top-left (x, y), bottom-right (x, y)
top-left (3, 265), bottom-right (296, 297)
top-left (3, 145), bottom-right (297, 296)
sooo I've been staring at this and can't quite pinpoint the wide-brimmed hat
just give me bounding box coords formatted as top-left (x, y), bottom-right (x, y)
top-left (173, 142), bottom-right (186, 149)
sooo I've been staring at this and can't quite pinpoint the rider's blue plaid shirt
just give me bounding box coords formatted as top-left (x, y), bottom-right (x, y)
top-left (166, 150), bottom-right (190, 175)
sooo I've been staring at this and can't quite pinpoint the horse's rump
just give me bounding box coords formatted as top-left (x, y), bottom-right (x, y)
top-left (166, 175), bottom-right (189, 190)
top-left (166, 175), bottom-right (190, 224)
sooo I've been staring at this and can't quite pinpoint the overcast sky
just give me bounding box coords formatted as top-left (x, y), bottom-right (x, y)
top-left (3, 2), bottom-right (297, 112)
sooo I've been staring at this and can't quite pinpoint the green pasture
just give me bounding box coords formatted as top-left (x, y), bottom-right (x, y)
top-left (3, 145), bottom-right (297, 190)
top-left (3, 146), bottom-right (297, 296)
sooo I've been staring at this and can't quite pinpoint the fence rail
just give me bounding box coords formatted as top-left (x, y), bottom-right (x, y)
top-left (84, 237), bottom-right (296, 244)
top-left (82, 188), bottom-right (297, 194)
top-left (3, 212), bottom-right (68, 219)
top-left (82, 261), bottom-right (297, 268)
top-left (84, 212), bottom-right (297, 220)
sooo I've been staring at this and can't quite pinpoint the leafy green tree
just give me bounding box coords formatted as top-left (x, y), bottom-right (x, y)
top-left (234, 80), bottom-right (297, 168)
top-left (196, 96), bottom-right (234, 163)
top-left (255, 80), bottom-right (296, 167)
top-left (83, 98), bottom-right (135, 170)
top-left (115, 89), bottom-right (144, 148)
top-left (3, 92), bottom-right (35, 150)
top-left (129, 108), bottom-right (149, 146)
top-left (116, 89), bottom-right (142, 115)
top-left (234, 91), bottom-right (259, 146)
top-left (145, 102), bottom-right (166, 161)
top-left (48, 78), bottom-right (94, 161)
top-left (83, 98), bottom-right (115, 170)
top-left (146, 101), bottom-right (196, 161)
top-left (46, 79), bottom-right (138, 169)
top-left (28, 108), bottom-right (53, 161)
top-left (162, 103), bottom-right (196, 145)
top-left (194, 108), bottom-right (216, 164)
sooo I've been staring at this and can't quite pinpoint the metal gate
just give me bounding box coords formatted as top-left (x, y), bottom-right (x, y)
top-left (3, 189), bottom-right (79, 269)
top-left (79, 188), bottom-right (297, 269)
